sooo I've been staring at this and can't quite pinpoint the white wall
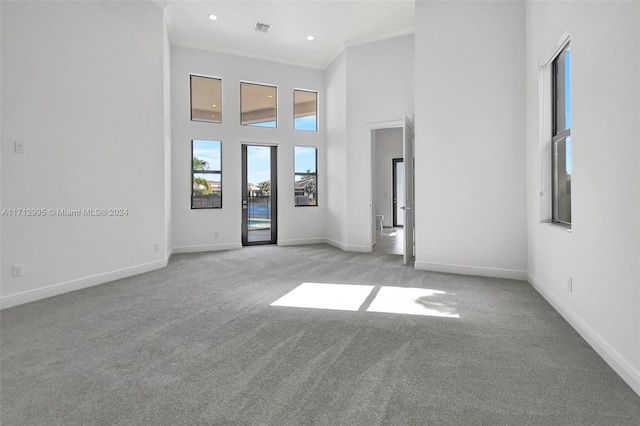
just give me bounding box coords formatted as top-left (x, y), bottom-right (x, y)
top-left (170, 46), bottom-right (325, 252)
top-left (163, 8), bottom-right (173, 258)
top-left (374, 128), bottom-right (403, 228)
top-left (0, 1), bottom-right (168, 307)
top-left (414, 1), bottom-right (527, 279)
top-left (324, 52), bottom-right (348, 249)
top-left (344, 35), bottom-right (415, 251)
top-left (525, 0), bottom-right (640, 394)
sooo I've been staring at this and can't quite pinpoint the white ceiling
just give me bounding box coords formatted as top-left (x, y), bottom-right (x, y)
top-left (164, 1), bottom-right (415, 69)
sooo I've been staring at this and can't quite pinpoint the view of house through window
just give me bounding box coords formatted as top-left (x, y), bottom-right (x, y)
top-left (294, 146), bottom-right (317, 206)
top-left (192, 140), bottom-right (222, 209)
top-left (294, 90), bottom-right (318, 131)
top-left (241, 82), bottom-right (277, 127)
top-left (190, 75), bottom-right (222, 123)
top-left (552, 44), bottom-right (571, 225)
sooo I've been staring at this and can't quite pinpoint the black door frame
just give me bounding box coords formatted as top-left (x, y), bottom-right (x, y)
top-left (392, 158), bottom-right (403, 228)
top-left (242, 144), bottom-right (278, 246)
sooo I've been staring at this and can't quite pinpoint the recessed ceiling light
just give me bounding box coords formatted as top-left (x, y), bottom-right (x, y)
top-left (208, 14), bottom-right (218, 21)
top-left (306, 35), bottom-right (314, 41)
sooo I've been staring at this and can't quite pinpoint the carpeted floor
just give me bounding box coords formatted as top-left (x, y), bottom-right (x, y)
top-left (1, 244), bottom-right (639, 425)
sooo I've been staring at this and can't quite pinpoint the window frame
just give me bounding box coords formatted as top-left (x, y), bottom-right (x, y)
top-left (191, 140), bottom-right (222, 209)
top-left (240, 81), bottom-right (278, 128)
top-left (294, 146), bottom-right (318, 207)
top-left (189, 74), bottom-right (222, 124)
top-left (551, 43), bottom-right (571, 226)
top-left (293, 89), bottom-right (318, 132)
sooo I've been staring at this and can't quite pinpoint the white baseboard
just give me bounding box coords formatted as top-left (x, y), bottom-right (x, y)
top-left (346, 244), bottom-right (370, 253)
top-left (415, 261), bottom-right (527, 280)
top-left (278, 237), bottom-right (326, 246)
top-left (0, 259), bottom-right (168, 310)
top-left (325, 238), bottom-right (348, 251)
top-left (528, 273), bottom-right (640, 397)
top-left (324, 239), bottom-right (371, 253)
top-left (171, 243), bottom-right (242, 254)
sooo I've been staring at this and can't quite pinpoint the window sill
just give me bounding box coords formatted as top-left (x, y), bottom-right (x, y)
top-left (539, 220), bottom-right (572, 233)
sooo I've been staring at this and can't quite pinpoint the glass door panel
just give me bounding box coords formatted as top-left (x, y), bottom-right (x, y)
top-left (242, 145), bottom-right (277, 245)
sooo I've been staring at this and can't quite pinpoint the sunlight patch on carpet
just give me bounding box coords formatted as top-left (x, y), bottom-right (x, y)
top-left (270, 282), bottom-right (375, 311)
top-left (367, 286), bottom-right (459, 318)
top-left (271, 283), bottom-right (459, 318)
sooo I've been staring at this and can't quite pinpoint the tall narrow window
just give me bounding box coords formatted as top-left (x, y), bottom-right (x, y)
top-left (192, 140), bottom-right (222, 209)
top-left (294, 146), bottom-right (317, 206)
top-left (190, 75), bottom-right (222, 123)
top-left (294, 90), bottom-right (318, 131)
top-left (241, 82), bottom-right (277, 128)
top-left (552, 44), bottom-right (571, 225)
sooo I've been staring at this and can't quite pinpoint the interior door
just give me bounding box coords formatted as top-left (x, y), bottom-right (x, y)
top-left (402, 118), bottom-right (414, 265)
top-left (242, 144), bottom-right (277, 245)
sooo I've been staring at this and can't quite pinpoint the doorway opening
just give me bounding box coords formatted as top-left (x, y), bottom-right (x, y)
top-left (368, 118), bottom-right (414, 265)
top-left (242, 144), bottom-right (277, 245)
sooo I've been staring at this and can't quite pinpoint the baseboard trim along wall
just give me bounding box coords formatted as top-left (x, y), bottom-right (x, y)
top-left (346, 245), bottom-right (370, 253)
top-left (528, 273), bottom-right (640, 397)
top-left (171, 243), bottom-right (242, 254)
top-left (0, 259), bottom-right (168, 310)
top-left (415, 261), bottom-right (527, 281)
top-left (325, 238), bottom-right (348, 251)
top-left (277, 237), bottom-right (326, 246)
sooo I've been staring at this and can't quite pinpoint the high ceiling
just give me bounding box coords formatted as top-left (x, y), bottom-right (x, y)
top-left (164, 1), bottom-right (415, 69)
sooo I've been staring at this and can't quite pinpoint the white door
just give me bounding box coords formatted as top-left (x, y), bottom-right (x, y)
top-left (402, 117), bottom-right (415, 265)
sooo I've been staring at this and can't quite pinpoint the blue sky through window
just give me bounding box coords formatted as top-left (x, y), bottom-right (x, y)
top-left (193, 140), bottom-right (221, 171)
top-left (247, 145), bottom-right (271, 185)
top-left (295, 146), bottom-right (317, 173)
top-left (294, 115), bottom-right (317, 131)
top-left (248, 121), bottom-right (276, 128)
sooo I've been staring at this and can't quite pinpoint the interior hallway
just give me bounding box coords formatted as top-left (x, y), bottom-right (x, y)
top-left (373, 227), bottom-right (404, 256)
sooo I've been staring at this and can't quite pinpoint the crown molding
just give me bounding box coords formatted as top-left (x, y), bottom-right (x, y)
top-left (171, 40), bottom-right (326, 70)
top-left (172, 26), bottom-right (416, 72)
top-left (321, 26), bottom-right (415, 69)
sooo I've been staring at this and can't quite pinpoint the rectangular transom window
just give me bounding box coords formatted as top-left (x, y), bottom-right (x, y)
top-left (241, 82), bottom-right (277, 128)
top-left (294, 90), bottom-right (318, 131)
top-left (192, 140), bottom-right (222, 209)
top-left (552, 44), bottom-right (571, 225)
top-left (190, 75), bottom-right (222, 123)
top-left (294, 146), bottom-right (317, 206)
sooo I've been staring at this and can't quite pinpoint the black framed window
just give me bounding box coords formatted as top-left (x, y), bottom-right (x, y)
top-left (294, 89), bottom-right (318, 131)
top-left (190, 75), bottom-right (221, 123)
top-left (552, 44), bottom-right (571, 225)
top-left (241, 82), bottom-right (277, 128)
top-left (294, 146), bottom-right (317, 206)
top-left (192, 140), bottom-right (222, 209)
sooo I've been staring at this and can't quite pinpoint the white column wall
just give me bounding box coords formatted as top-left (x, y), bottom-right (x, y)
top-left (414, 1), bottom-right (527, 279)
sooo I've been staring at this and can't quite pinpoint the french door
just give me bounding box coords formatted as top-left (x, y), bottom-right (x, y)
top-left (241, 144), bottom-right (277, 245)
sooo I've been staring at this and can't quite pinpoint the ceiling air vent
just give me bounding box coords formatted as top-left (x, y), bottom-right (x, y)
top-left (254, 22), bottom-right (271, 34)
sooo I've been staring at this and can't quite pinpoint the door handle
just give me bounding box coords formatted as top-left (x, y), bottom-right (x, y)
top-left (400, 206), bottom-right (412, 211)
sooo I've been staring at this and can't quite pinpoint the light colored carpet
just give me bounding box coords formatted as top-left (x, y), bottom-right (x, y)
top-left (1, 244), bottom-right (639, 425)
